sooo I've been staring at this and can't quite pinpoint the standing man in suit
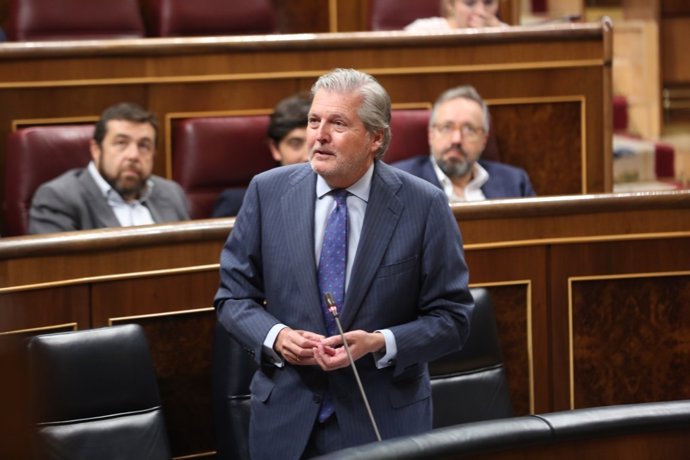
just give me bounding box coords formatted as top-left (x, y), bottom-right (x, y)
top-left (212, 91), bottom-right (312, 217)
top-left (29, 102), bottom-right (189, 233)
top-left (214, 68), bottom-right (474, 459)
top-left (392, 85), bottom-right (535, 201)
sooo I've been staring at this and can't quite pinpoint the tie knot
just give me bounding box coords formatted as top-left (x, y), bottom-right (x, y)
top-left (331, 189), bottom-right (348, 206)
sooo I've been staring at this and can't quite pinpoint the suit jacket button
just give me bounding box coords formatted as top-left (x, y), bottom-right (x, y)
top-left (313, 394), bottom-right (322, 404)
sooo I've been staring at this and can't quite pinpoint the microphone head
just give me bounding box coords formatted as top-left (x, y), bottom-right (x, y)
top-left (324, 292), bottom-right (339, 317)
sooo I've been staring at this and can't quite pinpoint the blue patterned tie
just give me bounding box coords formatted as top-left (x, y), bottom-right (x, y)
top-left (317, 189), bottom-right (348, 422)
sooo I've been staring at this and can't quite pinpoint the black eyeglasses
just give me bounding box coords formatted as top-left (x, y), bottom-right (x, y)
top-left (432, 122), bottom-right (484, 141)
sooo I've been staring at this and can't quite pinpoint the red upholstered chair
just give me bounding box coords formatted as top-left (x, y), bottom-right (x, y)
top-left (147, 0), bottom-right (277, 37)
top-left (171, 116), bottom-right (276, 219)
top-left (369, 0), bottom-right (440, 31)
top-left (3, 125), bottom-right (93, 236)
top-left (6, 0), bottom-right (145, 41)
top-left (385, 109), bottom-right (432, 164)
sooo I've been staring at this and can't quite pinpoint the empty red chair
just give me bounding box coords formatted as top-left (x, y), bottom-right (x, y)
top-left (385, 109), bottom-right (432, 164)
top-left (3, 125), bottom-right (93, 236)
top-left (6, 0), bottom-right (145, 41)
top-left (147, 0), bottom-right (277, 37)
top-left (171, 116), bottom-right (276, 219)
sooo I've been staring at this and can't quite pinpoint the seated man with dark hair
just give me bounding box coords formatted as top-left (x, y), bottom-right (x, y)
top-left (212, 91), bottom-right (312, 217)
top-left (29, 102), bottom-right (189, 233)
top-left (392, 85), bottom-right (534, 202)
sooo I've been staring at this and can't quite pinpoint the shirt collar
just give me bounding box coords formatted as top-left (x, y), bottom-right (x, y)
top-left (87, 161), bottom-right (154, 203)
top-left (316, 162), bottom-right (374, 203)
top-left (430, 156), bottom-right (489, 201)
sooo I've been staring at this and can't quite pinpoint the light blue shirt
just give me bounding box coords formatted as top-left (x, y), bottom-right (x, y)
top-left (265, 163), bottom-right (397, 368)
top-left (88, 162), bottom-right (155, 226)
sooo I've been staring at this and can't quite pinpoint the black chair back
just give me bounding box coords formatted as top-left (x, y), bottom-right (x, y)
top-left (429, 287), bottom-right (513, 427)
top-left (28, 324), bottom-right (171, 460)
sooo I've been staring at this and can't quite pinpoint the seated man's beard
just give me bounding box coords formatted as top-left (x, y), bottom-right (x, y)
top-left (103, 170), bottom-right (147, 201)
top-left (437, 156), bottom-right (472, 179)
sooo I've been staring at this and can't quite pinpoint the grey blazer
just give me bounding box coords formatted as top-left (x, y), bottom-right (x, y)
top-left (29, 168), bottom-right (189, 234)
top-left (214, 161), bottom-right (474, 460)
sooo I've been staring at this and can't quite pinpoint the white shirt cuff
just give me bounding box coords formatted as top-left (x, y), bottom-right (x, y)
top-left (263, 323), bottom-right (288, 368)
top-left (373, 329), bottom-right (396, 369)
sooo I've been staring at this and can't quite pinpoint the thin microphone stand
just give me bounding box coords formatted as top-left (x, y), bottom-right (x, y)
top-left (324, 293), bottom-right (382, 442)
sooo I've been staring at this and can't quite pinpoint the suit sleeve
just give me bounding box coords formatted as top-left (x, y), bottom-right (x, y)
top-left (213, 178), bottom-right (281, 364)
top-left (388, 190), bottom-right (474, 374)
top-left (28, 183), bottom-right (81, 233)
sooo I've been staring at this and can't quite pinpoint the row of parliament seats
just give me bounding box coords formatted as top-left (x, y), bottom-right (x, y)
top-left (3, 0), bottom-right (277, 41)
top-left (2, 109), bottom-right (501, 236)
top-left (2, 0), bottom-right (443, 41)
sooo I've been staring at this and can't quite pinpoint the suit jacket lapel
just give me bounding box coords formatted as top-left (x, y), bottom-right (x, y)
top-left (280, 168), bottom-right (323, 326)
top-left (341, 162), bottom-right (403, 330)
top-left (80, 171), bottom-right (121, 228)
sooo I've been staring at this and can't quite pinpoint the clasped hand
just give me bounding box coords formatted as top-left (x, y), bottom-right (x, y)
top-left (275, 328), bottom-right (383, 371)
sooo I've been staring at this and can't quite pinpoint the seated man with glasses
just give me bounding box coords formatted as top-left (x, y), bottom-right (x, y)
top-left (392, 85), bottom-right (534, 202)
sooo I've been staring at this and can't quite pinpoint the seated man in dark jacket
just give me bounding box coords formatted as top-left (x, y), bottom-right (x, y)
top-left (392, 85), bottom-right (534, 202)
top-left (212, 92), bottom-right (312, 217)
top-left (29, 102), bottom-right (189, 234)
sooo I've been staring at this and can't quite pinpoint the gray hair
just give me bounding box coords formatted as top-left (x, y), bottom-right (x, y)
top-left (430, 85), bottom-right (490, 132)
top-left (311, 68), bottom-right (391, 160)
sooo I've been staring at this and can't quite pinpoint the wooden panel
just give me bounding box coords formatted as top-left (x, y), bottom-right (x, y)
top-left (467, 245), bottom-right (549, 414)
top-left (491, 100), bottom-right (583, 195)
top-left (114, 309), bottom-right (217, 458)
top-left (91, 270), bottom-right (218, 326)
top-left (485, 284), bottom-right (533, 416)
top-left (571, 274), bottom-right (690, 408)
top-left (549, 237), bottom-right (690, 411)
top-left (661, 17), bottom-right (690, 85)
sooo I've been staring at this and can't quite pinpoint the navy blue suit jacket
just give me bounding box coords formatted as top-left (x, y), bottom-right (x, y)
top-left (391, 156), bottom-right (535, 198)
top-left (214, 161), bottom-right (474, 459)
top-left (212, 187), bottom-right (247, 217)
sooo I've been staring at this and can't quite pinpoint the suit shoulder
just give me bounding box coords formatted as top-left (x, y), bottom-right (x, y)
top-left (36, 168), bottom-right (86, 192)
top-left (390, 155), bottom-right (429, 171)
top-left (480, 159), bottom-right (528, 176)
top-left (380, 161), bottom-right (445, 200)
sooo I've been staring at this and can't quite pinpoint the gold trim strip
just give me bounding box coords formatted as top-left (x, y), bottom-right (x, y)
top-left (0, 322), bottom-right (78, 336)
top-left (464, 231), bottom-right (690, 251)
top-left (109, 307), bottom-right (214, 326)
top-left (567, 270), bottom-right (690, 409)
top-left (471, 279), bottom-right (535, 414)
top-left (0, 60), bottom-right (605, 90)
top-left (11, 116), bottom-right (99, 132)
top-left (0, 264), bottom-right (219, 294)
top-left (329, 0), bottom-right (339, 33)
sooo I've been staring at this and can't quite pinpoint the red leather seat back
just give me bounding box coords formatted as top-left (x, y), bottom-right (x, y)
top-left (171, 116), bottom-right (276, 219)
top-left (6, 0), bottom-right (145, 41)
top-left (369, 0), bottom-right (440, 31)
top-left (148, 0), bottom-right (277, 37)
top-left (3, 125), bottom-right (93, 236)
top-left (385, 109), bottom-right (432, 164)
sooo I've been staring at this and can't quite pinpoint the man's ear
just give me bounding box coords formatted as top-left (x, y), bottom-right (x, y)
top-left (370, 129), bottom-right (385, 155)
top-left (268, 140), bottom-right (282, 163)
top-left (89, 139), bottom-right (101, 164)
